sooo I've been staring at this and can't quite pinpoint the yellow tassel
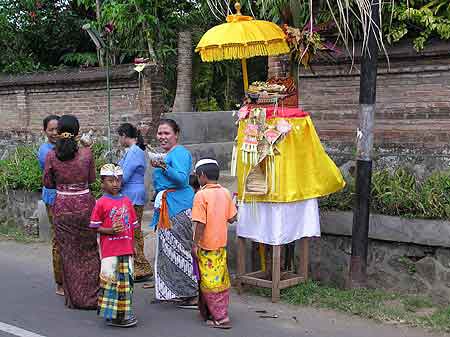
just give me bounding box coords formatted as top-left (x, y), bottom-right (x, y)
top-left (199, 42), bottom-right (290, 62)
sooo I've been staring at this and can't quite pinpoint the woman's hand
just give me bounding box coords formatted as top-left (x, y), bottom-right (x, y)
top-left (151, 160), bottom-right (167, 170)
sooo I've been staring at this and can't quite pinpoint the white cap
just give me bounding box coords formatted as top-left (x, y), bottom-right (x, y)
top-left (100, 164), bottom-right (123, 177)
top-left (195, 159), bottom-right (219, 170)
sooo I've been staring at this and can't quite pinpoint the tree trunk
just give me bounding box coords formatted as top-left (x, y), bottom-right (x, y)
top-left (348, 0), bottom-right (379, 288)
top-left (172, 31), bottom-right (193, 113)
top-left (96, 0), bottom-right (101, 21)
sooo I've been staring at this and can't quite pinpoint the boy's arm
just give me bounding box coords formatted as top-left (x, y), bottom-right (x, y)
top-left (228, 214), bottom-right (237, 224)
top-left (227, 192), bottom-right (238, 224)
top-left (96, 226), bottom-right (115, 235)
top-left (89, 200), bottom-right (124, 235)
top-left (192, 221), bottom-right (205, 256)
top-left (96, 223), bottom-right (124, 235)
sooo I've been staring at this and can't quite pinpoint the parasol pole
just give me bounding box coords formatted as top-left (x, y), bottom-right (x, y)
top-left (241, 58), bottom-right (249, 92)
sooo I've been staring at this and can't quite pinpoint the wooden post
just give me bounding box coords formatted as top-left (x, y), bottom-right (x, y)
top-left (271, 245), bottom-right (281, 302)
top-left (297, 238), bottom-right (309, 280)
top-left (349, 0), bottom-right (379, 288)
top-left (237, 237), bottom-right (246, 293)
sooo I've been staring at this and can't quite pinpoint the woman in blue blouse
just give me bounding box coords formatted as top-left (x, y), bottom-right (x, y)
top-left (151, 119), bottom-right (198, 306)
top-left (38, 114), bottom-right (64, 296)
top-left (117, 123), bottom-right (152, 281)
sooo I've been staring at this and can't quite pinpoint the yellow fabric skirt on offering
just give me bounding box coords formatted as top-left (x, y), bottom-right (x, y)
top-left (237, 116), bottom-right (345, 203)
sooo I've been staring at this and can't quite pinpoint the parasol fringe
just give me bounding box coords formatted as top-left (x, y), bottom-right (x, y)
top-left (197, 41), bottom-right (290, 62)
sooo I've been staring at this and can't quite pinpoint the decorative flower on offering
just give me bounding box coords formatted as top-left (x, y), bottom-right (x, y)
top-left (276, 119), bottom-right (292, 135)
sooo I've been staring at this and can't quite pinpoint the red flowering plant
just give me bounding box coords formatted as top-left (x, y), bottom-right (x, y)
top-left (282, 21), bottom-right (340, 69)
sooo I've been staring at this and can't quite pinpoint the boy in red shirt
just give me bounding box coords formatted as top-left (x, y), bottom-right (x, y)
top-left (192, 158), bottom-right (237, 329)
top-left (90, 164), bottom-right (138, 327)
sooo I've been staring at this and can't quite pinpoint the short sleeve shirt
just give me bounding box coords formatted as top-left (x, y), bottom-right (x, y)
top-left (192, 184), bottom-right (237, 250)
top-left (90, 194), bottom-right (138, 258)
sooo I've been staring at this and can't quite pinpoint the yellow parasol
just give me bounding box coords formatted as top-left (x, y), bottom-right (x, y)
top-left (195, 2), bottom-right (289, 91)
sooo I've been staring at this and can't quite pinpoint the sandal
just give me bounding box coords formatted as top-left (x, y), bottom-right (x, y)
top-left (177, 302), bottom-right (198, 310)
top-left (134, 275), bottom-right (153, 283)
top-left (206, 319), bottom-right (232, 329)
top-left (107, 315), bottom-right (138, 328)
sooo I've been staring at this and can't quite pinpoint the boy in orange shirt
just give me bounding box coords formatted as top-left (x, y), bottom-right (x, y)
top-left (192, 158), bottom-right (237, 329)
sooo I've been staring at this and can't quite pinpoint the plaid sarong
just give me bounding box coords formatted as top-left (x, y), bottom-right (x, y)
top-left (98, 255), bottom-right (134, 320)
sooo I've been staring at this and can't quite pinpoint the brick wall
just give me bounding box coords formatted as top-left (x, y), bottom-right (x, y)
top-left (296, 41), bottom-right (450, 172)
top-left (268, 54), bottom-right (290, 79)
top-left (0, 64), bottom-right (163, 157)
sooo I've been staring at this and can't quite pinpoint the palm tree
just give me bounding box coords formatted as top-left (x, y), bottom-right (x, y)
top-left (172, 31), bottom-right (193, 112)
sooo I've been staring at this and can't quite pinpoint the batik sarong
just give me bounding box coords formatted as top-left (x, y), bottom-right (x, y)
top-left (133, 205), bottom-right (152, 279)
top-left (154, 210), bottom-right (198, 300)
top-left (197, 248), bottom-right (231, 322)
top-left (98, 255), bottom-right (134, 320)
top-left (46, 205), bottom-right (63, 286)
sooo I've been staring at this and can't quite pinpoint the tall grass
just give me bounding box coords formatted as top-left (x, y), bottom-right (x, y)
top-left (320, 169), bottom-right (450, 220)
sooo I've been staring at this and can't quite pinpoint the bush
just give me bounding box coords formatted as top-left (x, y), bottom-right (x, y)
top-left (320, 168), bottom-right (450, 220)
top-left (0, 146), bottom-right (42, 192)
top-left (0, 143), bottom-right (109, 198)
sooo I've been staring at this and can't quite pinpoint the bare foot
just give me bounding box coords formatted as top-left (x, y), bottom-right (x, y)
top-left (56, 285), bottom-right (64, 296)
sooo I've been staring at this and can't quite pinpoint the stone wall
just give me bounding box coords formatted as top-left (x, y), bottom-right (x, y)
top-left (310, 211), bottom-right (450, 304)
top-left (297, 40), bottom-right (450, 173)
top-left (0, 190), bottom-right (41, 235)
top-left (0, 64), bottom-right (163, 159)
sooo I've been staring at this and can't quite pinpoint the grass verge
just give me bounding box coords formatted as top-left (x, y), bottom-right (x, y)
top-left (0, 224), bottom-right (40, 243)
top-left (249, 280), bottom-right (450, 333)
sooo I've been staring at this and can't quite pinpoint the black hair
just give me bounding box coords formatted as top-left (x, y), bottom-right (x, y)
top-left (158, 118), bottom-right (180, 135)
top-left (43, 115), bottom-right (59, 131)
top-left (195, 158), bottom-right (220, 181)
top-left (117, 123), bottom-right (146, 150)
top-left (55, 115), bottom-right (79, 161)
top-left (189, 174), bottom-right (200, 192)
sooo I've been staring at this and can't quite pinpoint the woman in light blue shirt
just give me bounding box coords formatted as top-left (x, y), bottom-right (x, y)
top-left (117, 123), bottom-right (152, 281)
top-left (37, 114), bottom-right (64, 296)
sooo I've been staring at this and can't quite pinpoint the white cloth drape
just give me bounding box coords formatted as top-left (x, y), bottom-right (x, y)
top-left (237, 198), bottom-right (320, 245)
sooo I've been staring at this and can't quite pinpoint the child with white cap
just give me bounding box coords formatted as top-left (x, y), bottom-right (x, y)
top-left (90, 164), bottom-right (139, 327)
top-left (191, 158), bottom-right (237, 329)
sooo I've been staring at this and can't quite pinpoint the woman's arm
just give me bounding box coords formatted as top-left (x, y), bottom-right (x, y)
top-left (87, 148), bottom-right (96, 184)
top-left (162, 149), bottom-right (191, 186)
top-left (37, 145), bottom-right (47, 171)
top-left (120, 150), bottom-right (139, 184)
top-left (43, 152), bottom-right (56, 189)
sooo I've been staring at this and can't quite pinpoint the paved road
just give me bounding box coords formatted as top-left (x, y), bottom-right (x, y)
top-left (0, 240), bottom-right (445, 337)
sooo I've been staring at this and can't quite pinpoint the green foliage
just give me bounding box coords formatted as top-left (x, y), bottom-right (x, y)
top-left (320, 168), bottom-right (450, 220)
top-left (0, 143), bottom-right (108, 198)
top-left (386, 0), bottom-right (450, 50)
top-left (268, 281), bottom-right (450, 332)
top-left (0, 224), bottom-right (39, 243)
top-left (196, 98), bottom-right (220, 111)
top-left (0, 146), bottom-right (42, 192)
top-left (397, 256), bottom-right (417, 275)
top-left (77, 0), bottom-right (207, 107)
top-left (420, 306), bottom-right (450, 332)
top-left (0, 0), bottom-right (95, 73)
top-left (402, 296), bottom-right (433, 311)
top-left (60, 52), bottom-right (98, 67)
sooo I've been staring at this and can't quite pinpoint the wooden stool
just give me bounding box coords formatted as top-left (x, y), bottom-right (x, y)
top-left (236, 237), bottom-right (309, 302)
